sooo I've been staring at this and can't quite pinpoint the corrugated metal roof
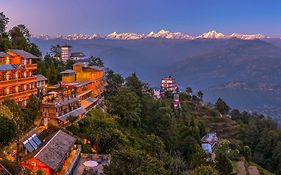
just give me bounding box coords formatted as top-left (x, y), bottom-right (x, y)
top-left (35, 74), bottom-right (48, 81)
top-left (70, 52), bottom-right (85, 57)
top-left (0, 64), bottom-right (25, 72)
top-left (57, 107), bottom-right (86, 121)
top-left (8, 49), bottom-right (38, 59)
top-left (34, 130), bottom-right (76, 171)
top-left (60, 69), bottom-right (76, 74)
top-left (0, 52), bottom-right (10, 58)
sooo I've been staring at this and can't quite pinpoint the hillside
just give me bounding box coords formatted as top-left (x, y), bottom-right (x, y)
top-left (33, 38), bottom-right (281, 123)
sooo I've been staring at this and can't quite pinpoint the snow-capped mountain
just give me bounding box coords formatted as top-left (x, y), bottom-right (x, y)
top-left (57, 33), bottom-right (102, 40)
top-left (107, 32), bottom-right (144, 40)
top-left (197, 30), bottom-right (225, 39)
top-left (229, 33), bottom-right (265, 40)
top-left (32, 30), bottom-right (269, 40)
top-left (145, 29), bottom-right (194, 39)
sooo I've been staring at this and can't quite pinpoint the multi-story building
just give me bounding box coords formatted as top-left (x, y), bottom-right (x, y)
top-left (40, 63), bottom-right (103, 126)
top-left (60, 63), bottom-right (104, 110)
top-left (40, 90), bottom-right (85, 126)
top-left (70, 52), bottom-right (85, 61)
top-left (161, 76), bottom-right (178, 94)
top-left (0, 49), bottom-right (38, 106)
top-left (35, 74), bottom-right (48, 96)
top-left (60, 44), bottom-right (71, 62)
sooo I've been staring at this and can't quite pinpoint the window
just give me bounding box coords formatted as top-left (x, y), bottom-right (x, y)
top-left (31, 161), bottom-right (36, 167)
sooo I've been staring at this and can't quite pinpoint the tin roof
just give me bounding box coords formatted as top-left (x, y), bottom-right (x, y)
top-left (0, 52), bottom-right (10, 58)
top-left (8, 49), bottom-right (38, 59)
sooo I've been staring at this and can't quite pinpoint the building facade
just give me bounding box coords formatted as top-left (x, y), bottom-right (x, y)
top-left (161, 76), bottom-right (178, 94)
top-left (61, 63), bottom-right (104, 110)
top-left (21, 130), bottom-right (81, 175)
top-left (0, 50), bottom-right (38, 106)
top-left (60, 45), bottom-right (72, 62)
top-left (70, 52), bottom-right (85, 61)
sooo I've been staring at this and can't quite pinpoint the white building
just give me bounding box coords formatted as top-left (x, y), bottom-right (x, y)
top-left (60, 45), bottom-right (72, 62)
top-left (161, 76), bottom-right (178, 94)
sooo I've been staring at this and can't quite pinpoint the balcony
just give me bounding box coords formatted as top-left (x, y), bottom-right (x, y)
top-left (24, 64), bottom-right (37, 70)
top-left (0, 88), bottom-right (37, 101)
top-left (0, 76), bottom-right (37, 88)
top-left (41, 94), bottom-right (79, 107)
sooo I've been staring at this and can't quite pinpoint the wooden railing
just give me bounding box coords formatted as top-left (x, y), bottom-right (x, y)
top-left (0, 76), bottom-right (37, 88)
top-left (24, 64), bottom-right (37, 70)
top-left (0, 88), bottom-right (37, 101)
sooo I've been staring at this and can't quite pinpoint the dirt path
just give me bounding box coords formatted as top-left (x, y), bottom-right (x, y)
top-left (248, 166), bottom-right (260, 175)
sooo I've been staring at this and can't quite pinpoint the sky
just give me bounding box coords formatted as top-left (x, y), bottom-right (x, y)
top-left (1, 0), bottom-right (281, 37)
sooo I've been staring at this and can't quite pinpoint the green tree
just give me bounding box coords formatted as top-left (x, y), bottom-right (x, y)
top-left (0, 102), bottom-right (14, 119)
top-left (215, 151), bottom-right (233, 175)
top-left (0, 12), bottom-right (9, 34)
top-left (29, 43), bottom-right (42, 57)
top-left (197, 91), bottom-right (204, 101)
top-left (0, 115), bottom-right (16, 146)
top-left (65, 58), bottom-right (75, 69)
top-left (104, 69), bottom-right (124, 98)
top-left (9, 25), bottom-right (30, 50)
top-left (215, 97), bottom-right (230, 115)
top-left (104, 148), bottom-right (168, 175)
top-left (50, 45), bottom-right (61, 58)
top-left (241, 145), bottom-right (251, 161)
top-left (186, 87), bottom-right (193, 96)
top-left (126, 73), bottom-right (143, 97)
top-left (0, 33), bottom-right (11, 51)
top-left (189, 165), bottom-right (219, 175)
top-left (88, 56), bottom-right (104, 67)
top-left (108, 87), bottom-right (141, 126)
top-left (85, 109), bottom-right (123, 153)
top-left (144, 134), bottom-right (165, 159)
top-left (189, 145), bottom-right (207, 169)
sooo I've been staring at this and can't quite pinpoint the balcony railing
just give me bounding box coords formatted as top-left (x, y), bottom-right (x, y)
top-left (0, 76), bottom-right (37, 88)
top-left (0, 88), bottom-right (37, 100)
top-left (24, 64), bottom-right (37, 70)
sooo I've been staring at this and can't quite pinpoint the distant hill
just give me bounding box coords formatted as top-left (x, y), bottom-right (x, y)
top-left (32, 37), bottom-right (281, 123)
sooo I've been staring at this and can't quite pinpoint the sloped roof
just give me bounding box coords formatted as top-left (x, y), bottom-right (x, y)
top-left (34, 130), bottom-right (76, 171)
top-left (8, 49), bottom-right (38, 59)
top-left (35, 74), bottom-right (48, 81)
top-left (0, 52), bottom-right (10, 58)
top-left (57, 107), bottom-right (86, 121)
top-left (60, 69), bottom-right (76, 74)
top-left (85, 66), bottom-right (103, 71)
top-left (0, 64), bottom-right (25, 72)
top-left (70, 52), bottom-right (85, 58)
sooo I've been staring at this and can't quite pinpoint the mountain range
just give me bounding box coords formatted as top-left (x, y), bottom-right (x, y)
top-left (32, 30), bottom-right (269, 40)
top-left (32, 35), bottom-right (281, 124)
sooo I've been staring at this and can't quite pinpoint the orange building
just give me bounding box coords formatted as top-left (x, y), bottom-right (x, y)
top-left (21, 130), bottom-right (81, 175)
top-left (0, 49), bottom-right (38, 106)
top-left (40, 90), bottom-right (85, 126)
top-left (60, 63), bottom-right (103, 110)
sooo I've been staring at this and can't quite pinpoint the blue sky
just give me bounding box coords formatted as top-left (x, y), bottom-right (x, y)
top-left (1, 0), bottom-right (281, 37)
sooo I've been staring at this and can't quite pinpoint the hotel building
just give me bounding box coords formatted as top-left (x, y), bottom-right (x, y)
top-left (0, 49), bottom-right (38, 106)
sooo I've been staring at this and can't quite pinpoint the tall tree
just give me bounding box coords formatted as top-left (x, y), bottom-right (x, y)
top-left (215, 97), bottom-right (230, 115)
top-left (197, 91), bottom-right (204, 101)
top-left (108, 87), bottom-right (141, 126)
top-left (185, 87), bottom-right (193, 96)
top-left (50, 45), bottom-right (61, 58)
top-left (126, 73), bottom-right (143, 97)
top-left (88, 56), bottom-right (104, 67)
top-left (0, 12), bottom-right (9, 34)
top-left (104, 69), bottom-right (124, 98)
top-left (9, 25), bottom-right (30, 50)
top-left (0, 115), bottom-right (16, 146)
